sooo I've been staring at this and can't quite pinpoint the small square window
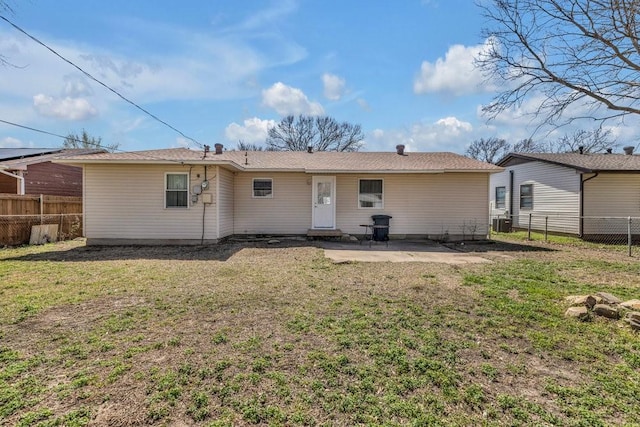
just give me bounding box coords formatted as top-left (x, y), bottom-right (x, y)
top-left (359, 179), bottom-right (383, 208)
top-left (520, 184), bottom-right (533, 209)
top-left (166, 173), bottom-right (189, 208)
top-left (495, 186), bottom-right (506, 209)
top-left (253, 178), bottom-right (273, 198)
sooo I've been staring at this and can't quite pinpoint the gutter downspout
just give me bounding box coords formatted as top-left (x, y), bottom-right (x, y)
top-left (580, 172), bottom-right (598, 237)
top-left (509, 170), bottom-right (514, 223)
top-left (0, 169), bottom-right (25, 195)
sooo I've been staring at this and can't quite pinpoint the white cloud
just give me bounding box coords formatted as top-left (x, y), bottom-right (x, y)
top-left (225, 117), bottom-right (276, 144)
top-left (172, 137), bottom-right (191, 149)
top-left (435, 116), bottom-right (473, 135)
top-left (33, 94), bottom-right (98, 121)
top-left (62, 75), bottom-right (94, 97)
top-left (414, 40), bottom-right (496, 96)
top-left (357, 98), bottom-right (371, 111)
top-left (322, 73), bottom-right (346, 101)
top-left (366, 116), bottom-right (474, 152)
top-left (372, 129), bottom-right (385, 139)
top-left (262, 82), bottom-right (324, 116)
top-left (0, 137), bottom-right (29, 148)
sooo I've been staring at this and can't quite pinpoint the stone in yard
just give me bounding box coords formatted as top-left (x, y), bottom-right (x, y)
top-left (564, 295), bottom-right (589, 305)
top-left (626, 311), bottom-right (640, 323)
top-left (595, 292), bottom-right (622, 305)
top-left (565, 306), bottom-right (590, 321)
top-left (585, 295), bottom-right (599, 309)
top-left (593, 304), bottom-right (620, 319)
top-left (621, 299), bottom-right (640, 310)
top-left (630, 319), bottom-right (640, 331)
top-left (267, 239), bottom-right (280, 245)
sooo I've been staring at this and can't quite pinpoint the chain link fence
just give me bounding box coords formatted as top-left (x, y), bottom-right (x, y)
top-left (490, 214), bottom-right (640, 256)
top-left (0, 214), bottom-right (83, 246)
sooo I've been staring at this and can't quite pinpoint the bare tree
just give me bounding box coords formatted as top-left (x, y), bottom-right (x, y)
top-left (555, 128), bottom-right (617, 153)
top-left (511, 137), bottom-right (556, 153)
top-left (266, 115), bottom-right (364, 152)
top-left (236, 141), bottom-right (264, 151)
top-left (63, 129), bottom-right (119, 152)
top-left (1, 2), bottom-right (15, 67)
top-left (465, 137), bottom-right (510, 163)
top-left (477, 0), bottom-right (640, 127)
top-left (234, 141), bottom-right (278, 151)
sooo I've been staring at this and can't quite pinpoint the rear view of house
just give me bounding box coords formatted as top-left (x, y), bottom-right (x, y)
top-left (490, 149), bottom-right (640, 239)
top-left (59, 146), bottom-right (502, 245)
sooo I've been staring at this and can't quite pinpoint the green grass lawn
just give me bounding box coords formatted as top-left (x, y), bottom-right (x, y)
top-left (1, 240), bottom-right (639, 426)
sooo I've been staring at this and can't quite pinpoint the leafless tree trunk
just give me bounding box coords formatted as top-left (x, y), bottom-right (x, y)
top-left (477, 0), bottom-right (640, 126)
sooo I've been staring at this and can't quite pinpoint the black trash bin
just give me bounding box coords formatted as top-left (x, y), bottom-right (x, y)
top-left (371, 215), bottom-right (392, 241)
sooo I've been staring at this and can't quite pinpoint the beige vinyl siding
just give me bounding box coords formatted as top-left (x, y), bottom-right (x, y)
top-left (335, 173), bottom-right (490, 239)
top-left (233, 172), bottom-right (311, 234)
top-left (508, 161), bottom-right (581, 234)
top-left (583, 173), bottom-right (640, 235)
top-left (84, 164), bottom-right (218, 241)
top-left (217, 167), bottom-right (234, 238)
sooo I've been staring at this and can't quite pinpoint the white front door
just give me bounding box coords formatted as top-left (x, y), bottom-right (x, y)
top-left (312, 176), bottom-right (336, 229)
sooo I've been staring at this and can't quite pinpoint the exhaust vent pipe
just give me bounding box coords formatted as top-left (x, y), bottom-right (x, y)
top-left (214, 143), bottom-right (224, 155)
top-left (396, 144), bottom-right (405, 155)
top-left (623, 146), bottom-right (634, 155)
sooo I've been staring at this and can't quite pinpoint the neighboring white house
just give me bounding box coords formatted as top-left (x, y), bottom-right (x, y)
top-left (58, 145), bottom-right (502, 245)
top-left (490, 151), bottom-right (640, 237)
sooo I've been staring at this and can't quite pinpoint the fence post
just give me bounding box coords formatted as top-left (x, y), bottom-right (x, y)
top-left (59, 214), bottom-right (64, 241)
top-left (39, 194), bottom-right (44, 225)
top-left (527, 213), bottom-right (532, 240)
top-left (545, 216), bottom-right (548, 242)
top-left (628, 216), bottom-right (632, 257)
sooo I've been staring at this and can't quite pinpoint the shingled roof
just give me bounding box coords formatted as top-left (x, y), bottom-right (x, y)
top-left (0, 148), bottom-right (106, 171)
top-left (58, 148), bottom-right (502, 173)
top-left (497, 152), bottom-right (640, 172)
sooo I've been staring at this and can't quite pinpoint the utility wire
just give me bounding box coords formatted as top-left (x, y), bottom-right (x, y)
top-left (0, 118), bottom-right (198, 164)
top-left (0, 14), bottom-right (204, 149)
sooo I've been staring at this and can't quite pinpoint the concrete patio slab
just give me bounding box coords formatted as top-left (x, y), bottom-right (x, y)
top-left (319, 240), bottom-right (492, 264)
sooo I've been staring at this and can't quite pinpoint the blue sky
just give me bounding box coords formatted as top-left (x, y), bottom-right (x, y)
top-left (1, 0), bottom-right (637, 154)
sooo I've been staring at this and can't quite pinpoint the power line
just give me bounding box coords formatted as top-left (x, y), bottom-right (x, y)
top-left (0, 14), bottom-right (204, 149)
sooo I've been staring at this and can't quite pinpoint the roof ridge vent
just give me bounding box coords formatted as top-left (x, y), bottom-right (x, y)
top-left (623, 146), bottom-right (634, 155)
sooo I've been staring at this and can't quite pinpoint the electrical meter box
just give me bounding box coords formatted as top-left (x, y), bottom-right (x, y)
top-left (201, 193), bottom-right (213, 204)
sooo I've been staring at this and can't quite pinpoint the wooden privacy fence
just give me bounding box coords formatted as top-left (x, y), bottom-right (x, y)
top-left (0, 194), bottom-right (82, 215)
top-left (0, 194), bottom-right (83, 246)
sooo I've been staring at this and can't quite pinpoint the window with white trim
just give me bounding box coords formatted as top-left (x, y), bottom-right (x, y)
top-left (495, 186), bottom-right (506, 209)
top-left (359, 179), bottom-right (383, 208)
top-left (165, 173), bottom-right (189, 208)
top-left (253, 178), bottom-right (273, 198)
top-left (520, 184), bottom-right (533, 209)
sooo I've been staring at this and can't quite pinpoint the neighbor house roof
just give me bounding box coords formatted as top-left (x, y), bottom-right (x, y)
top-left (0, 148), bottom-right (61, 161)
top-left (0, 148), bottom-right (105, 171)
top-left (58, 148), bottom-right (502, 173)
top-left (497, 152), bottom-right (640, 172)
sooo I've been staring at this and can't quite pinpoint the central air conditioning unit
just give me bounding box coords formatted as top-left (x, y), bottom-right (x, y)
top-left (492, 218), bottom-right (512, 233)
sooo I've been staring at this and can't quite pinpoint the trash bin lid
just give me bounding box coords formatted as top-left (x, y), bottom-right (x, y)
top-left (371, 215), bottom-right (392, 220)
